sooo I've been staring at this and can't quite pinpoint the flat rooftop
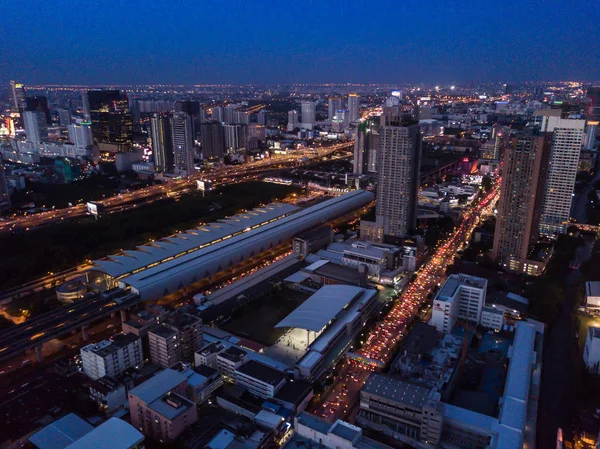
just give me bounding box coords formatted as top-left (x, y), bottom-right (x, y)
top-left (362, 373), bottom-right (434, 409)
top-left (29, 413), bottom-right (94, 449)
top-left (128, 368), bottom-right (187, 404)
top-left (235, 360), bottom-right (286, 386)
top-left (437, 273), bottom-right (487, 302)
top-left (64, 418), bottom-right (144, 449)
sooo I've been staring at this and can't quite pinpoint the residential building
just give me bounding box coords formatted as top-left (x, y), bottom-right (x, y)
top-left (492, 130), bottom-right (550, 271)
top-left (586, 282), bottom-right (600, 313)
top-left (328, 96), bottom-right (343, 121)
top-left (211, 106), bottom-right (224, 122)
top-left (348, 93), bottom-right (360, 122)
top-left (9, 80), bottom-right (26, 115)
top-left (223, 124), bottom-right (247, 152)
top-left (353, 117), bottom-right (379, 174)
top-left (331, 109), bottom-right (350, 132)
top-left (183, 365), bottom-right (223, 403)
top-left (587, 86), bottom-right (600, 120)
top-left (0, 163), bottom-right (11, 210)
top-left (480, 306), bottom-right (505, 331)
top-left (584, 327), bottom-right (600, 374)
top-left (170, 112), bottom-right (195, 176)
top-left (216, 346), bottom-right (248, 377)
top-left (150, 113), bottom-right (174, 172)
top-left (80, 334), bottom-right (143, 380)
top-left (430, 274), bottom-right (487, 333)
top-left (201, 121), bottom-right (226, 159)
top-left (148, 313), bottom-right (202, 368)
top-left (301, 102), bottom-right (316, 128)
top-left (195, 342), bottom-right (226, 369)
top-left (538, 116), bottom-right (586, 236)
top-left (375, 113), bottom-right (422, 238)
top-left (68, 121), bottom-right (94, 151)
top-left (89, 376), bottom-right (127, 413)
top-left (128, 368), bottom-right (197, 442)
top-left (58, 108), bottom-right (72, 126)
top-left (233, 360), bottom-right (287, 399)
top-left (23, 110), bottom-right (48, 143)
top-left (287, 110), bottom-right (299, 132)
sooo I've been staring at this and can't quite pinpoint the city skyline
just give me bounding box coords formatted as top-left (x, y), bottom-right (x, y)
top-left (1, 1), bottom-right (599, 85)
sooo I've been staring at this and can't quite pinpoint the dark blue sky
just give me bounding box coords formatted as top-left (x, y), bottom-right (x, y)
top-left (2, 0), bottom-right (599, 85)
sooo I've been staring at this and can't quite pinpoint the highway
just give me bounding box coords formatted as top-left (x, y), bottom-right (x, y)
top-left (311, 183), bottom-right (500, 423)
top-left (0, 142), bottom-right (353, 234)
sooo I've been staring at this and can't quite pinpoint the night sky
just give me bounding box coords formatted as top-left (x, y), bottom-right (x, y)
top-left (2, 0), bottom-right (599, 85)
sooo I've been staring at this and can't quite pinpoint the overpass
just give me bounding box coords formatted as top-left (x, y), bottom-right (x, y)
top-left (420, 159), bottom-right (461, 185)
top-left (0, 289), bottom-right (140, 364)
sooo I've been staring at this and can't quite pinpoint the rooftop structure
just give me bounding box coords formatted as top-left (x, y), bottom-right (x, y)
top-left (128, 368), bottom-right (188, 404)
top-left (64, 418), bottom-right (144, 449)
top-left (29, 414), bottom-right (94, 449)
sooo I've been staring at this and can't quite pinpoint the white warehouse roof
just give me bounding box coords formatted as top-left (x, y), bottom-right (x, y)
top-left (65, 418), bottom-right (144, 449)
top-left (117, 190), bottom-right (374, 301)
top-left (276, 285), bottom-right (366, 332)
top-left (93, 203), bottom-right (299, 278)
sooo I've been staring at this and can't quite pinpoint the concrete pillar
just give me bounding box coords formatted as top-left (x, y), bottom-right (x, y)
top-left (35, 345), bottom-right (43, 362)
top-left (120, 309), bottom-right (127, 323)
top-left (81, 325), bottom-right (89, 341)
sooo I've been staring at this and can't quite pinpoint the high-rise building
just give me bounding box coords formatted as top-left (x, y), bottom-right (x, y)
top-left (148, 313), bottom-right (202, 368)
top-left (223, 105), bottom-right (236, 124)
top-left (538, 116), bottom-right (586, 236)
top-left (331, 109), bottom-right (350, 132)
top-left (257, 109), bottom-right (268, 125)
top-left (586, 86), bottom-right (600, 120)
top-left (584, 121), bottom-right (598, 149)
top-left (68, 122), bottom-right (94, 150)
top-left (375, 113), bottom-right (422, 237)
top-left (287, 110), bottom-right (299, 132)
top-left (211, 106), bottom-right (224, 122)
top-left (328, 96), bottom-right (343, 121)
top-left (353, 117), bottom-right (379, 174)
top-left (9, 80), bottom-right (26, 114)
top-left (348, 93), bottom-right (360, 122)
top-left (80, 334), bottom-right (143, 380)
top-left (57, 108), bottom-right (72, 126)
top-left (492, 130), bottom-right (551, 270)
top-left (87, 90), bottom-right (133, 152)
top-left (23, 111), bottom-right (48, 143)
top-left (150, 113), bottom-right (174, 173)
top-left (200, 121), bottom-right (226, 159)
top-left (170, 112), bottom-right (195, 176)
top-left (301, 102), bottom-right (316, 128)
top-left (0, 162), bottom-right (11, 210)
top-left (175, 100), bottom-right (201, 116)
top-left (224, 124), bottom-right (247, 152)
top-left (25, 96), bottom-right (50, 124)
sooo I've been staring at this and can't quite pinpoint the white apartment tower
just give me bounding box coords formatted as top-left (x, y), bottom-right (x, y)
top-left (375, 113), bottom-right (422, 237)
top-left (23, 111), bottom-right (48, 143)
top-left (348, 93), bottom-right (360, 122)
top-left (80, 334), bottom-right (143, 380)
top-left (301, 102), bottom-right (316, 128)
top-left (170, 112), bottom-right (195, 177)
top-left (538, 115), bottom-right (586, 236)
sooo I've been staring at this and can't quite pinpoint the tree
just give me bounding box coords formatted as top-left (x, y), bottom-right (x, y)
top-left (481, 175), bottom-right (493, 192)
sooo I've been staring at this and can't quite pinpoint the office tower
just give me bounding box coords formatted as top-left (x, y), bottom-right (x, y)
top-left (331, 109), bottom-right (350, 132)
top-left (492, 130), bottom-right (551, 270)
top-left (175, 100), bottom-right (201, 115)
top-left (25, 96), bottom-right (51, 124)
top-left (224, 124), bottom-right (247, 152)
top-left (287, 110), bottom-right (299, 132)
top-left (348, 93), bottom-right (360, 122)
top-left (211, 106), bottom-right (224, 122)
top-left (68, 122), bottom-right (94, 149)
top-left (57, 108), bottom-right (72, 126)
top-left (0, 162), bottom-right (10, 210)
top-left (80, 334), bottom-right (143, 380)
top-left (353, 117), bottom-right (380, 174)
top-left (23, 111), bottom-right (48, 143)
top-left (586, 86), bottom-right (600, 120)
top-left (223, 105), bottom-right (236, 124)
top-left (584, 121), bottom-right (598, 149)
top-left (301, 101), bottom-right (316, 127)
top-left (150, 113), bottom-right (174, 172)
top-left (87, 90), bottom-right (133, 152)
top-left (430, 274), bottom-right (487, 333)
top-left (538, 116), bottom-right (586, 236)
top-left (328, 96), bottom-right (343, 121)
top-left (170, 112), bottom-right (195, 176)
top-left (257, 109), bottom-right (268, 125)
top-left (200, 121), bottom-right (226, 159)
top-left (81, 90), bottom-right (90, 120)
top-left (375, 113), bottom-right (422, 237)
top-left (9, 80), bottom-right (26, 114)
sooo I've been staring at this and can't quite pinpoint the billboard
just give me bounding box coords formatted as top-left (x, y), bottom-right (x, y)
top-left (86, 202), bottom-right (106, 217)
top-left (196, 180), bottom-right (212, 192)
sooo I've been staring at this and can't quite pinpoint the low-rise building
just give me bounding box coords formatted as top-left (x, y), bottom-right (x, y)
top-left (217, 346), bottom-right (248, 378)
top-left (185, 365), bottom-right (223, 403)
top-left (480, 306), bottom-right (505, 331)
top-left (293, 226), bottom-right (333, 258)
top-left (233, 360), bottom-right (287, 399)
top-left (89, 376), bottom-right (127, 413)
top-left (195, 341), bottom-right (226, 369)
top-left (586, 282), bottom-right (600, 314)
top-left (81, 334), bottom-right (143, 380)
top-left (584, 327), bottom-right (600, 374)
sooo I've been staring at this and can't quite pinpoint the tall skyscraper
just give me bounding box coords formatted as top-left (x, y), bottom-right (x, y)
top-left (257, 110), bottom-right (268, 125)
top-left (0, 162), bottom-right (10, 210)
top-left (9, 80), bottom-right (26, 114)
top-left (57, 108), bottom-right (72, 126)
top-left (584, 121), bottom-right (598, 149)
top-left (25, 96), bottom-right (51, 124)
top-left (538, 116), bottom-right (586, 236)
top-left (348, 93), bottom-right (360, 122)
top-left (81, 90), bottom-right (91, 120)
top-left (287, 110), bottom-right (299, 132)
top-left (331, 109), bottom-right (350, 132)
top-left (23, 111), bottom-right (48, 143)
top-left (223, 105), bottom-right (236, 124)
top-left (150, 113), bottom-right (174, 173)
top-left (200, 121), bottom-right (226, 159)
top-left (492, 130), bottom-right (551, 270)
top-left (87, 90), bottom-right (133, 153)
top-left (353, 117), bottom-right (380, 174)
top-left (175, 100), bottom-right (201, 116)
top-left (328, 96), bottom-right (343, 121)
top-left (586, 86), bottom-right (600, 120)
top-left (68, 122), bottom-right (94, 150)
top-left (170, 112), bottom-right (195, 176)
top-left (301, 102), bottom-right (316, 128)
top-left (211, 106), bottom-right (224, 122)
top-left (375, 113), bottom-right (422, 237)
top-left (224, 124), bottom-right (247, 152)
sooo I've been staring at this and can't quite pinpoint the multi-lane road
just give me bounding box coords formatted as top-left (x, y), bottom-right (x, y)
top-left (0, 142), bottom-right (354, 234)
top-left (312, 183), bottom-right (500, 423)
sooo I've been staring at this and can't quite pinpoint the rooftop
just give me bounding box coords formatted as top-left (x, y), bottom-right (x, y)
top-left (29, 413), bottom-right (94, 449)
top-left (219, 346), bottom-right (247, 362)
top-left (275, 285), bottom-right (365, 332)
top-left (64, 418), bottom-right (143, 449)
top-left (437, 273), bottom-right (487, 302)
top-left (148, 393), bottom-right (195, 420)
top-left (149, 324), bottom-right (178, 339)
top-left (589, 327), bottom-right (600, 340)
top-left (207, 429), bottom-right (236, 449)
top-left (81, 334), bottom-right (140, 358)
top-left (235, 360), bottom-right (286, 386)
top-left (329, 421), bottom-right (361, 443)
top-left (587, 281), bottom-right (600, 298)
top-left (89, 376), bottom-right (123, 395)
top-left (128, 368), bottom-right (187, 404)
top-left (362, 373), bottom-right (434, 408)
